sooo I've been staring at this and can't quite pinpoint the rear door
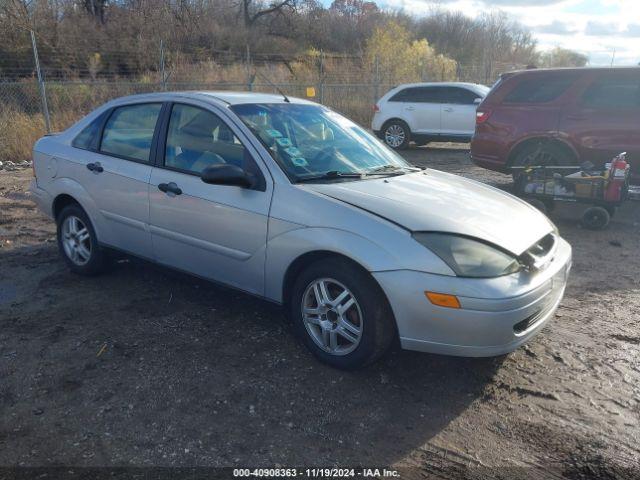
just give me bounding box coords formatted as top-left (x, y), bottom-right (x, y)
top-left (72, 102), bottom-right (162, 258)
top-left (387, 87), bottom-right (441, 135)
top-left (148, 101), bottom-right (272, 296)
top-left (439, 87), bottom-right (482, 137)
top-left (561, 71), bottom-right (640, 177)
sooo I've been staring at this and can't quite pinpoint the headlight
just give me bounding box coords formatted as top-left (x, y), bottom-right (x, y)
top-left (413, 233), bottom-right (522, 278)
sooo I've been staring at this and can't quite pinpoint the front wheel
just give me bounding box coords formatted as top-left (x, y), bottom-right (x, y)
top-left (290, 258), bottom-right (396, 369)
top-left (56, 204), bottom-right (108, 275)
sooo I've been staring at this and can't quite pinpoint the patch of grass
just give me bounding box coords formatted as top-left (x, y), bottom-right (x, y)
top-left (0, 108), bottom-right (79, 163)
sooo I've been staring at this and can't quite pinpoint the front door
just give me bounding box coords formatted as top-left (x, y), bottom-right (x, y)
top-left (148, 102), bottom-right (272, 296)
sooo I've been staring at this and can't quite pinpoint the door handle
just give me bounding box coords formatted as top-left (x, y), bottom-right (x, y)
top-left (158, 182), bottom-right (182, 196)
top-left (405, 106), bottom-right (415, 111)
top-left (443, 107), bottom-right (453, 112)
top-left (86, 162), bottom-right (103, 173)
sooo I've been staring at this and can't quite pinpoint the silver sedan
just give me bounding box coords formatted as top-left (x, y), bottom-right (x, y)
top-left (30, 91), bottom-right (572, 369)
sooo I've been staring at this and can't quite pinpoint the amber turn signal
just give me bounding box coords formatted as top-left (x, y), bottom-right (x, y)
top-left (425, 292), bottom-right (461, 309)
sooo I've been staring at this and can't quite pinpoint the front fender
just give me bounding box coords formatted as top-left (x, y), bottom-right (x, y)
top-left (264, 225), bottom-right (452, 303)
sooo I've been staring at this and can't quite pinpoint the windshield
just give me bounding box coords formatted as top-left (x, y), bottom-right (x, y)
top-left (229, 103), bottom-right (412, 181)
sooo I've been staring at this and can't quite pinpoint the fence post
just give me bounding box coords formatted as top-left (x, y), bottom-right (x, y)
top-left (245, 44), bottom-right (253, 91)
top-left (30, 30), bottom-right (51, 134)
top-left (373, 54), bottom-right (380, 103)
top-left (160, 39), bottom-right (167, 91)
top-left (318, 50), bottom-right (325, 104)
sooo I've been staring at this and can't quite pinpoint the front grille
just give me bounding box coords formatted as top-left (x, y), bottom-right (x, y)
top-left (520, 233), bottom-right (557, 271)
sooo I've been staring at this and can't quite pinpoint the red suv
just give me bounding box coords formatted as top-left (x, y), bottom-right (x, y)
top-left (471, 67), bottom-right (640, 183)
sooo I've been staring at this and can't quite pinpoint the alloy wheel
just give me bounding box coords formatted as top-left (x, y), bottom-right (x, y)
top-left (384, 124), bottom-right (406, 148)
top-left (61, 215), bottom-right (92, 266)
top-left (301, 278), bottom-right (363, 355)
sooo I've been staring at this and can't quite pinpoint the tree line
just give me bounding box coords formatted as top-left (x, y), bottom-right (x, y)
top-left (0, 0), bottom-right (588, 81)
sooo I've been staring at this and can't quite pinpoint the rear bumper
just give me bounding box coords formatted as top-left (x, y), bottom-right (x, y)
top-left (470, 153), bottom-right (510, 173)
top-left (29, 179), bottom-right (54, 219)
top-left (373, 238), bottom-right (572, 357)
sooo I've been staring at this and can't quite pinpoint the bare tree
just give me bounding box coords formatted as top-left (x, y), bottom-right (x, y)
top-left (82, 0), bottom-right (108, 23)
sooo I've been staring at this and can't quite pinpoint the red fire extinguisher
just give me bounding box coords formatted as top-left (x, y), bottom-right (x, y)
top-left (603, 152), bottom-right (629, 203)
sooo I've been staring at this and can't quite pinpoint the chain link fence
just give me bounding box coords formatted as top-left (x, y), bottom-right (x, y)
top-left (0, 32), bottom-right (524, 163)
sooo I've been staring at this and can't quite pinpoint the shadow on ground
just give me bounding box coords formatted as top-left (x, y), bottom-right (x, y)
top-left (0, 245), bottom-right (503, 467)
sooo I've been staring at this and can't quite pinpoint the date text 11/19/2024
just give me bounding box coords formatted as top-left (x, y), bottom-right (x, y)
top-left (233, 468), bottom-right (400, 478)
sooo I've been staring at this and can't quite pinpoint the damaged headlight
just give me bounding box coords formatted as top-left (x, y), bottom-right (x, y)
top-left (413, 233), bottom-right (522, 278)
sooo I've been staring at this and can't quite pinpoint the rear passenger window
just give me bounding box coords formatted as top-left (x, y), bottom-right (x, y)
top-left (390, 87), bottom-right (441, 103)
top-left (389, 88), bottom-right (416, 102)
top-left (164, 104), bottom-right (255, 176)
top-left (72, 111), bottom-right (108, 150)
top-left (582, 78), bottom-right (640, 108)
top-left (100, 103), bottom-right (162, 162)
top-left (504, 76), bottom-right (576, 104)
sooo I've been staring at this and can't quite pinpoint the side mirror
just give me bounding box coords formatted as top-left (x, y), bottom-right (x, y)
top-left (201, 164), bottom-right (254, 188)
top-left (474, 97), bottom-right (483, 105)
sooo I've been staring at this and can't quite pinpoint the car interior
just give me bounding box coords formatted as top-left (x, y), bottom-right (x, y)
top-left (165, 105), bottom-right (246, 174)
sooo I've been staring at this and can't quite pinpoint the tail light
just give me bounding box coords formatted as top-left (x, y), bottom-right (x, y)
top-left (476, 109), bottom-right (492, 125)
top-left (373, 104), bottom-right (380, 113)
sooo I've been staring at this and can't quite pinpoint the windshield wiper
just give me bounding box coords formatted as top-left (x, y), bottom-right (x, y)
top-left (297, 171), bottom-right (363, 183)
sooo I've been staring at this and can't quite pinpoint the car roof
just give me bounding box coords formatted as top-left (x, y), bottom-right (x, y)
top-left (105, 90), bottom-right (316, 107)
top-left (505, 66), bottom-right (640, 77)
top-left (391, 82), bottom-right (486, 90)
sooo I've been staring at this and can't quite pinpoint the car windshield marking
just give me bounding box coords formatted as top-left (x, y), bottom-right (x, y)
top-left (230, 103), bottom-right (411, 183)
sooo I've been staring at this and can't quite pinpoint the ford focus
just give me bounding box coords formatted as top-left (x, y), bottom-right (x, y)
top-left (30, 92), bottom-right (572, 369)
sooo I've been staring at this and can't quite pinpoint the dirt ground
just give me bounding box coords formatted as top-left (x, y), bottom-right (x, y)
top-left (0, 145), bottom-right (639, 479)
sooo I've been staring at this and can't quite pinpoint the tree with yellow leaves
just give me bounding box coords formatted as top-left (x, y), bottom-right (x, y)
top-left (366, 22), bottom-right (457, 84)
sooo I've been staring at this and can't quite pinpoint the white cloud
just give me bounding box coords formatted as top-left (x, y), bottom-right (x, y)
top-left (378, 0), bottom-right (640, 65)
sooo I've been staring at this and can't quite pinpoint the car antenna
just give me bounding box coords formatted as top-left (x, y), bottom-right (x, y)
top-left (254, 70), bottom-right (290, 103)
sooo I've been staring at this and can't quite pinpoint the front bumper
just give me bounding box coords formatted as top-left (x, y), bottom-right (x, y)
top-left (373, 237), bottom-right (572, 357)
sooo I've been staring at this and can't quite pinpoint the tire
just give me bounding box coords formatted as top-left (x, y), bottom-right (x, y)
top-left (290, 258), bottom-right (396, 370)
top-left (56, 204), bottom-right (108, 275)
top-left (511, 141), bottom-right (575, 181)
top-left (527, 198), bottom-right (548, 214)
top-left (382, 120), bottom-right (411, 150)
top-left (581, 206), bottom-right (610, 230)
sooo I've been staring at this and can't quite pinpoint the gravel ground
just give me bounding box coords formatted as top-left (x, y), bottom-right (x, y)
top-left (0, 145), bottom-right (639, 479)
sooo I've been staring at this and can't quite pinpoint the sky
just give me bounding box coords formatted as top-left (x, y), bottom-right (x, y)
top-left (376, 0), bottom-right (640, 65)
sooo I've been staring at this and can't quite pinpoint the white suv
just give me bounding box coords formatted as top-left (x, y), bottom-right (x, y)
top-left (372, 82), bottom-right (490, 149)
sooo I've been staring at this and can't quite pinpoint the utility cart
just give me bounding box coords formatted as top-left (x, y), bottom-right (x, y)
top-left (513, 152), bottom-right (632, 230)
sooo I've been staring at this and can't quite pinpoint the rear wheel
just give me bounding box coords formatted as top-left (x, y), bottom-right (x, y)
top-left (382, 120), bottom-right (411, 150)
top-left (56, 204), bottom-right (107, 275)
top-left (511, 142), bottom-right (575, 181)
top-left (290, 258), bottom-right (396, 369)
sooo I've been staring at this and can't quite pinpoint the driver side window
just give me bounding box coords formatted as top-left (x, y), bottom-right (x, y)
top-left (164, 104), bottom-right (251, 175)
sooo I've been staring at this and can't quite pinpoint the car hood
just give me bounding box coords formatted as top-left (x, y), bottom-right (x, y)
top-left (304, 170), bottom-right (554, 255)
